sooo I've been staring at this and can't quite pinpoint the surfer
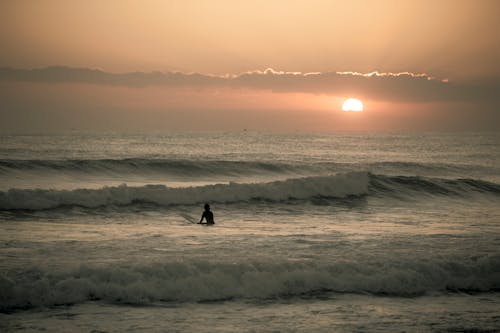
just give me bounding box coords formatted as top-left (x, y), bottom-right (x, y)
top-left (198, 203), bottom-right (215, 225)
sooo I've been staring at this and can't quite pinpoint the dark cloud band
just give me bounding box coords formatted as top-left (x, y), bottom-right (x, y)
top-left (1, 66), bottom-right (498, 104)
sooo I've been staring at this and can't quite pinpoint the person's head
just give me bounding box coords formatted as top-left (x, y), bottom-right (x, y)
top-left (204, 203), bottom-right (210, 211)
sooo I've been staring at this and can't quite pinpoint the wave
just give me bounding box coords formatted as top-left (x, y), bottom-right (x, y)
top-left (0, 172), bottom-right (369, 210)
top-left (1, 172), bottom-right (499, 211)
top-left (370, 174), bottom-right (500, 198)
top-left (0, 158), bottom-right (302, 178)
top-left (0, 158), bottom-right (496, 179)
top-left (1, 255), bottom-right (499, 311)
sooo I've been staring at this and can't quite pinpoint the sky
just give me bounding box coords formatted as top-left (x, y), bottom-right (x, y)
top-left (1, 0), bottom-right (499, 131)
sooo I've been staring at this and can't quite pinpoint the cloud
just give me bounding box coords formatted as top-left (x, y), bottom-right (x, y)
top-left (1, 66), bottom-right (499, 104)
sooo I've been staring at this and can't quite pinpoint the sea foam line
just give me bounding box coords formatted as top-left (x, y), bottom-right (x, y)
top-left (1, 255), bottom-right (499, 310)
top-left (0, 172), bottom-right (369, 210)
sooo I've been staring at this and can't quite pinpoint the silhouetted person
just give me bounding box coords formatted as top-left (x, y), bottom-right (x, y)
top-left (198, 203), bottom-right (215, 225)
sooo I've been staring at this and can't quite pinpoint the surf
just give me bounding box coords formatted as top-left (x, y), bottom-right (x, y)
top-left (1, 172), bottom-right (499, 211)
top-left (0, 172), bottom-right (368, 210)
top-left (370, 173), bottom-right (500, 198)
top-left (1, 158), bottom-right (498, 180)
top-left (2, 255), bottom-right (499, 311)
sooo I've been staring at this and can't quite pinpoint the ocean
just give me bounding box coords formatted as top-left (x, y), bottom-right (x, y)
top-left (1, 131), bottom-right (499, 332)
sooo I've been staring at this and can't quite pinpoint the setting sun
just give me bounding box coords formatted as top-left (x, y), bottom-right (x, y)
top-left (342, 98), bottom-right (364, 112)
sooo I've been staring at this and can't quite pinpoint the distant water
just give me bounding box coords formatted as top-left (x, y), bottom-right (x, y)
top-left (1, 131), bottom-right (499, 332)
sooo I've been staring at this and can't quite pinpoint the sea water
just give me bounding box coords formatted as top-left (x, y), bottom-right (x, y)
top-left (0, 131), bottom-right (499, 332)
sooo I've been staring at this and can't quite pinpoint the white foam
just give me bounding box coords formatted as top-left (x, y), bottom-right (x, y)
top-left (0, 172), bottom-right (369, 210)
top-left (1, 255), bottom-right (499, 310)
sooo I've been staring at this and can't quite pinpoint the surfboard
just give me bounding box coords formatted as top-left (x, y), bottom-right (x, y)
top-left (179, 212), bottom-right (197, 224)
top-left (179, 212), bottom-right (215, 225)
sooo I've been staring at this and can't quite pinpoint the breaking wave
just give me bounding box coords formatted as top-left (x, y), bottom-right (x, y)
top-left (1, 255), bottom-right (499, 311)
top-left (0, 172), bottom-right (368, 210)
top-left (1, 172), bottom-right (499, 211)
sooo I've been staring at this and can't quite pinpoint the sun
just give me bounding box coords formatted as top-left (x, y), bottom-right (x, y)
top-left (342, 98), bottom-right (364, 112)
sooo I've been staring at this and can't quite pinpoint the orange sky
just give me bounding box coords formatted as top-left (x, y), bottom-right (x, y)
top-left (1, 0), bottom-right (499, 131)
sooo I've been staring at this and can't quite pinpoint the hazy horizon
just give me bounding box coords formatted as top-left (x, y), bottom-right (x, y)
top-left (1, 0), bottom-right (499, 131)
